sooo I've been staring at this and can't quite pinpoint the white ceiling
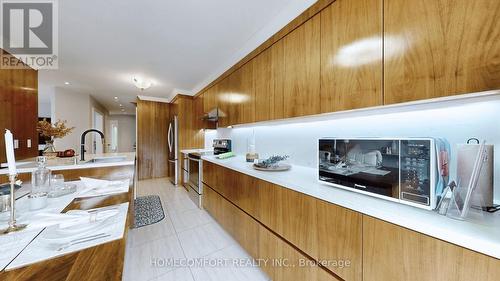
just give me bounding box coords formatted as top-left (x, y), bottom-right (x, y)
top-left (39, 0), bottom-right (317, 114)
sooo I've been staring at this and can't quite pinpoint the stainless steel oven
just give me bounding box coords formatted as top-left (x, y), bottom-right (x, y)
top-left (187, 153), bottom-right (203, 207)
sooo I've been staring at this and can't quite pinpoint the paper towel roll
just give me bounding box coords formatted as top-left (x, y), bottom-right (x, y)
top-left (456, 144), bottom-right (494, 207)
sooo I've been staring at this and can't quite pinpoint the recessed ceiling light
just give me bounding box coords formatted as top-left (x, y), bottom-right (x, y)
top-left (119, 104), bottom-right (123, 107)
top-left (64, 82), bottom-right (70, 85)
top-left (114, 97), bottom-right (118, 100)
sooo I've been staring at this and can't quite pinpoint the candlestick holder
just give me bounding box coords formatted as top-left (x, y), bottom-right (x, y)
top-left (0, 174), bottom-right (27, 235)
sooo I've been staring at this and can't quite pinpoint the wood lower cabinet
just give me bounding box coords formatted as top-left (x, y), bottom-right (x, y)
top-left (317, 200), bottom-right (362, 281)
top-left (258, 225), bottom-right (339, 281)
top-left (384, 0), bottom-right (500, 104)
top-left (320, 0), bottom-right (383, 112)
top-left (203, 162), bottom-right (362, 280)
top-left (283, 14), bottom-right (321, 118)
top-left (363, 216), bottom-right (500, 281)
top-left (203, 183), bottom-right (339, 281)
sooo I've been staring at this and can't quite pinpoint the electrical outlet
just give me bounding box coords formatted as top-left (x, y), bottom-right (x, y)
top-left (27, 139), bottom-right (31, 148)
top-left (14, 139), bottom-right (19, 149)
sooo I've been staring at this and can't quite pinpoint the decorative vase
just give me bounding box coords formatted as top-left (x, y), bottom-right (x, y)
top-left (42, 139), bottom-right (57, 158)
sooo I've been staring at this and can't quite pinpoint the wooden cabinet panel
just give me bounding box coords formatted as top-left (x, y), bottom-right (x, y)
top-left (283, 14), bottom-right (321, 118)
top-left (205, 162), bottom-right (362, 280)
top-left (204, 163), bottom-right (259, 217)
top-left (204, 183), bottom-right (338, 281)
top-left (203, 183), bottom-right (260, 257)
top-left (259, 225), bottom-right (340, 281)
top-left (203, 85), bottom-right (217, 114)
top-left (363, 216), bottom-right (500, 281)
top-left (279, 187), bottom-right (318, 259)
top-left (215, 76), bottom-right (231, 127)
top-left (226, 62), bottom-right (255, 125)
top-left (384, 0), bottom-right (500, 104)
top-left (0, 61), bottom-right (38, 162)
top-left (192, 94), bottom-right (205, 147)
top-left (320, 0), bottom-right (383, 112)
top-left (136, 100), bottom-right (170, 180)
top-left (317, 200), bottom-right (362, 281)
top-left (253, 40), bottom-right (285, 122)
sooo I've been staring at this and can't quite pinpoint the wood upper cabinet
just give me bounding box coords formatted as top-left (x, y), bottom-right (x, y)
top-left (253, 40), bottom-right (285, 122)
top-left (384, 0), bottom-right (500, 104)
top-left (363, 216), bottom-right (500, 281)
top-left (216, 76), bottom-right (231, 127)
top-left (203, 85), bottom-right (217, 114)
top-left (0, 64), bottom-right (38, 162)
top-left (283, 14), bottom-right (321, 118)
top-left (320, 0), bottom-right (383, 112)
top-left (192, 94), bottom-right (204, 147)
top-left (226, 62), bottom-right (255, 125)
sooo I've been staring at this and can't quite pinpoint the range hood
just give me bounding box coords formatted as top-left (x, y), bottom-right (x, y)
top-left (201, 108), bottom-right (225, 129)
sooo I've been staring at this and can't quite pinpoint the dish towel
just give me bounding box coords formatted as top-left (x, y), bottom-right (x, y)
top-left (77, 177), bottom-right (130, 198)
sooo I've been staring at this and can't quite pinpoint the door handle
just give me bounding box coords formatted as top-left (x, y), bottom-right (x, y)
top-left (354, 184), bottom-right (367, 189)
top-left (167, 124), bottom-right (172, 152)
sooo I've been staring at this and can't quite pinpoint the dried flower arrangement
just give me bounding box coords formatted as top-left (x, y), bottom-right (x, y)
top-left (255, 155), bottom-right (290, 168)
top-left (37, 119), bottom-right (75, 139)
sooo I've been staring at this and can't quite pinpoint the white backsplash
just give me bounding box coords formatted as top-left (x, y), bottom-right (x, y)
top-left (205, 93), bottom-right (500, 203)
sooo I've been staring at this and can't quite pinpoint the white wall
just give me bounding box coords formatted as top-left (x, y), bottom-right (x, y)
top-left (38, 102), bottom-right (51, 118)
top-left (52, 88), bottom-right (109, 154)
top-left (106, 114), bottom-right (136, 152)
top-left (206, 93), bottom-right (500, 203)
top-left (52, 87), bottom-right (91, 153)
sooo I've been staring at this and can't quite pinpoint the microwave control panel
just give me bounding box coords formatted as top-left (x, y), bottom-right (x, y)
top-left (400, 140), bottom-right (431, 206)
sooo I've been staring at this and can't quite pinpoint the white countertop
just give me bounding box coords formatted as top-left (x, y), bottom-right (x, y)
top-left (0, 153), bottom-right (135, 175)
top-left (201, 155), bottom-right (500, 260)
top-left (180, 148), bottom-right (213, 155)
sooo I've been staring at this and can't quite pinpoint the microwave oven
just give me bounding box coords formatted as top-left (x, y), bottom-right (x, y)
top-left (318, 137), bottom-right (449, 210)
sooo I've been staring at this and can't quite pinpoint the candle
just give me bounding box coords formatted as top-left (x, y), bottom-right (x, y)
top-left (4, 129), bottom-right (17, 176)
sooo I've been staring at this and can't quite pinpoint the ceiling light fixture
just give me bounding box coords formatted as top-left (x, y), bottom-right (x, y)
top-left (133, 77), bottom-right (153, 91)
top-left (64, 82), bottom-right (70, 85)
top-left (114, 96), bottom-right (118, 100)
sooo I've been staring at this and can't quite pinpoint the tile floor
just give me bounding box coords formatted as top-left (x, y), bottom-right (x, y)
top-left (123, 178), bottom-right (270, 281)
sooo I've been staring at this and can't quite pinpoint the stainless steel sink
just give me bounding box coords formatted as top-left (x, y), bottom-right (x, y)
top-left (84, 156), bottom-right (127, 164)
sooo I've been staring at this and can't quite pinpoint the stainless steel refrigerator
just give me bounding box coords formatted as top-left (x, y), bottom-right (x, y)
top-left (167, 115), bottom-right (178, 185)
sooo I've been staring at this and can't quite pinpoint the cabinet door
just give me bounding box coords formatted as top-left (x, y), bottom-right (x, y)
top-left (363, 216), bottom-right (500, 281)
top-left (317, 200), bottom-right (362, 281)
top-left (203, 85), bottom-right (217, 114)
top-left (384, 0), bottom-right (500, 104)
top-left (281, 187), bottom-right (318, 259)
top-left (320, 0), bottom-right (382, 113)
top-left (254, 40), bottom-right (285, 122)
top-left (259, 225), bottom-right (340, 281)
top-left (227, 62), bottom-right (255, 125)
top-left (283, 14), bottom-right (321, 118)
top-left (216, 76), bottom-right (231, 127)
top-left (192, 94), bottom-right (205, 147)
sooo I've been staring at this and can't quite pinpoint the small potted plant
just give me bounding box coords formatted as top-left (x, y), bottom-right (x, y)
top-left (37, 119), bottom-right (75, 158)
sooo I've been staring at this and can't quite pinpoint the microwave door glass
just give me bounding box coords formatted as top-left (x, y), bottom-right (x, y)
top-left (319, 139), bottom-right (400, 200)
